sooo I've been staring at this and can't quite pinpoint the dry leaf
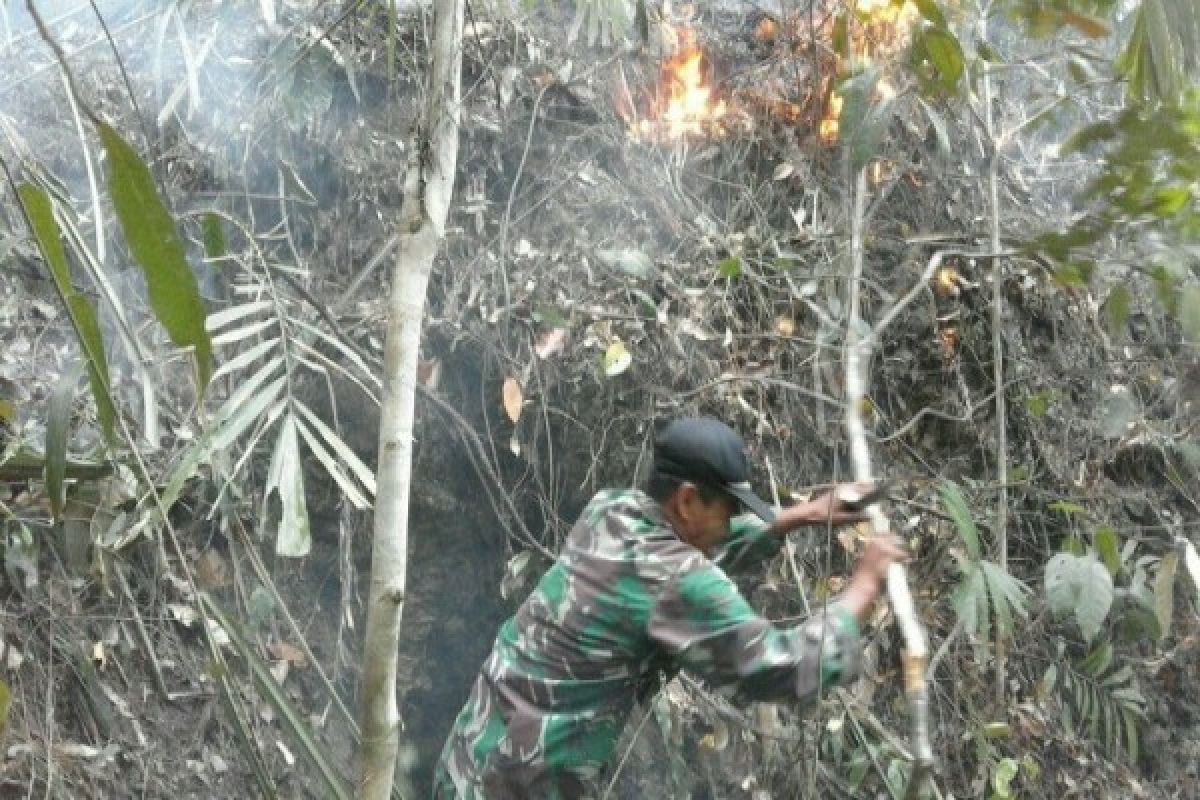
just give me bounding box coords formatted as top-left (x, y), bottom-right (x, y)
top-left (502, 377), bottom-right (523, 424)
top-left (167, 603), bottom-right (199, 628)
top-left (535, 328), bottom-right (567, 360)
top-left (776, 317), bottom-right (796, 337)
top-left (417, 358), bottom-right (441, 388)
top-left (268, 641), bottom-right (308, 668)
top-left (195, 548), bottom-right (229, 589)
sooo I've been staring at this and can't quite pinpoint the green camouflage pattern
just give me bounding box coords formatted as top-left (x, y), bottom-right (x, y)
top-left (433, 488), bottom-right (861, 799)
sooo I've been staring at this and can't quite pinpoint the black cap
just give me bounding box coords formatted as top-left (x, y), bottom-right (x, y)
top-left (653, 417), bottom-right (776, 522)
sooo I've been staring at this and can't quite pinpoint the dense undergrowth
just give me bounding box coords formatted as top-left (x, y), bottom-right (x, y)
top-left (0, 1), bottom-right (1198, 798)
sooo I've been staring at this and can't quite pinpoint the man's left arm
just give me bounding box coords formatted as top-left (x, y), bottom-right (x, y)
top-left (716, 485), bottom-right (874, 574)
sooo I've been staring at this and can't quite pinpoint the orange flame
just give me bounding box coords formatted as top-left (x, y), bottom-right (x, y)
top-left (819, 93), bottom-right (844, 143)
top-left (630, 30), bottom-right (727, 141)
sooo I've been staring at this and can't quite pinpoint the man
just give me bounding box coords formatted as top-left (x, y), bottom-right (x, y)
top-left (434, 417), bottom-right (906, 798)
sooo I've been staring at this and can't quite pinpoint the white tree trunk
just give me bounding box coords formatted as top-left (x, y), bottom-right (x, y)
top-left (844, 169), bottom-right (933, 787)
top-left (357, 2), bottom-right (464, 798)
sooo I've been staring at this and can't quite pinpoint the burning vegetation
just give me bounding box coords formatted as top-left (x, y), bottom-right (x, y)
top-left (624, 1), bottom-right (922, 145)
top-left (626, 28), bottom-right (729, 142)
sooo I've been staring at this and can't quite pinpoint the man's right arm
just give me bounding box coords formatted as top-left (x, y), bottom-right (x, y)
top-left (646, 563), bottom-right (863, 705)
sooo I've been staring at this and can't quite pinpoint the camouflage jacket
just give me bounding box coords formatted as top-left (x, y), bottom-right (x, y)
top-left (433, 489), bottom-right (862, 799)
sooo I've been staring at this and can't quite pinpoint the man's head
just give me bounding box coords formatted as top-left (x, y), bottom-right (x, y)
top-left (645, 417), bottom-right (775, 553)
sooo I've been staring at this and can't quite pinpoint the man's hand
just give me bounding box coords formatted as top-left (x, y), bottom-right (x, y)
top-left (840, 534), bottom-right (910, 623)
top-left (771, 481), bottom-right (884, 534)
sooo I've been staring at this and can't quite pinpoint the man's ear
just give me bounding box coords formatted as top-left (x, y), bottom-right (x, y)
top-left (673, 482), bottom-right (700, 519)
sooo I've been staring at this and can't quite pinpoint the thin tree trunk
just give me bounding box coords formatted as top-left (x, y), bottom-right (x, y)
top-left (358, 2), bottom-right (464, 798)
top-left (979, 4), bottom-right (1009, 706)
top-left (845, 168), bottom-right (933, 796)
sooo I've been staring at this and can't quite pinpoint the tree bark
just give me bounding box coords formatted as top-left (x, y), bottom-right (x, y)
top-left (357, 2), bottom-right (464, 798)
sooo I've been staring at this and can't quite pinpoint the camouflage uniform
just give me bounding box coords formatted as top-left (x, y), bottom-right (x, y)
top-left (433, 488), bottom-right (862, 799)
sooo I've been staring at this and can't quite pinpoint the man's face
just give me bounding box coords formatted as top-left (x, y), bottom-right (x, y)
top-left (676, 486), bottom-right (738, 555)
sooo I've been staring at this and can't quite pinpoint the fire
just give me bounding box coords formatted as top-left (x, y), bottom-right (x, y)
top-left (630, 29), bottom-right (727, 141)
top-left (819, 93), bottom-right (844, 143)
top-left (627, 3), bottom-right (917, 144)
top-left (855, 0), bottom-right (918, 25)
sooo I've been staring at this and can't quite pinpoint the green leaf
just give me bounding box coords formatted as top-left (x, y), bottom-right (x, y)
top-left (855, 100), bottom-right (897, 172)
top-left (1038, 664), bottom-right (1058, 700)
top-left (922, 27), bottom-right (965, 92)
top-left (1095, 526), bottom-right (1121, 576)
top-left (45, 362), bottom-right (85, 523)
top-left (982, 721), bottom-right (1012, 739)
top-left (717, 256), bottom-right (743, 279)
top-left (981, 560), bottom-right (1030, 637)
top-left (1102, 286), bottom-right (1131, 336)
top-left (838, 67), bottom-right (894, 170)
top-left (952, 564), bottom-right (986, 637)
top-left (160, 372), bottom-right (287, 511)
top-left (992, 757), bottom-right (1019, 797)
top-left (939, 480), bottom-right (980, 560)
top-left (97, 122), bottom-right (212, 393)
top-left (264, 414), bottom-right (311, 557)
top-left (974, 36), bottom-right (1001, 63)
top-left (1180, 283), bottom-right (1200, 343)
top-left (202, 213), bottom-right (226, 260)
top-left (912, 0), bottom-right (946, 28)
top-left (1025, 390), bottom-right (1055, 418)
top-left (248, 585), bottom-right (276, 630)
top-left (16, 184), bottom-right (116, 446)
top-left (1113, 590), bottom-right (1162, 642)
top-left (1124, 710), bottom-right (1139, 762)
top-left (1045, 553), bottom-right (1114, 641)
top-left (916, 97), bottom-right (953, 162)
top-left (1048, 500), bottom-right (1087, 516)
top-left (1080, 641), bottom-right (1113, 676)
top-left (533, 306), bottom-right (570, 329)
top-left (838, 67), bottom-right (879, 132)
top-left (832, 13), bottom-right (849, 58)
top-left (1150, 186), bottom-right (1191, 216)
top-left (293, 399), bottom-right (376, 498)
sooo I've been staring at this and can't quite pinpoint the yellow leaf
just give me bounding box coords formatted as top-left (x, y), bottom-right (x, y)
top-left (603, 340), bottom-right (632, 377)
top-left (502, 377), bottom-right (523, 424)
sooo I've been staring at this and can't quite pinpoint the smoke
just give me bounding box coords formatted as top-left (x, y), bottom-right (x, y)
top-left (0, 0), bottom-right (373, 429)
